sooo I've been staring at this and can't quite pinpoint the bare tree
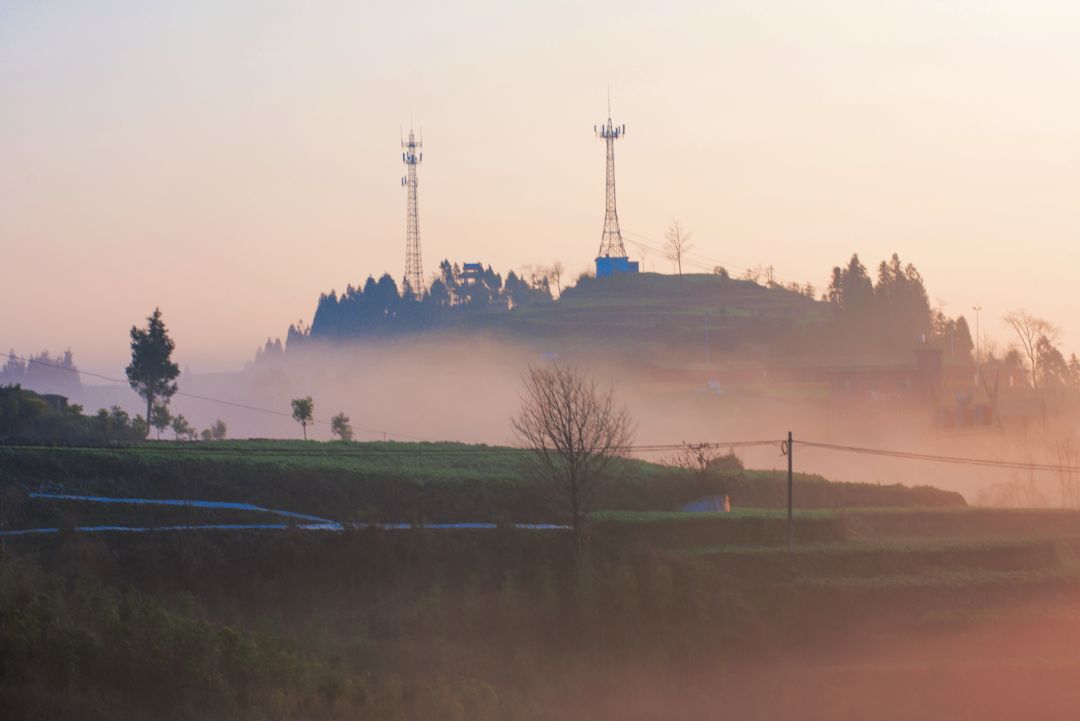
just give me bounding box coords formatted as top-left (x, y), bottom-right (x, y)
top-left (1003, 310), bottom-right (1061, 389)
top-left (548, 261), bottom-right (565, 298)
top-left (512, 364), bottom-right (634, 549)
top-left (664, 219), bottom-right (693, 277)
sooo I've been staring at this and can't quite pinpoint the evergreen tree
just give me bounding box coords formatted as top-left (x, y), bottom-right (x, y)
top-left (125, 309), bottom-right (180, 433)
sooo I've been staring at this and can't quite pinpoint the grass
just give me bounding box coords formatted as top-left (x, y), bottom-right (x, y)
top-left (591, 508), bottom-right (838, 522)
top-left (0, 440), bottom-right (673, 484)
top-left (679, 536), bottom-right (1075, 556)
top-left (790, 566), bottom-right (1080, 590)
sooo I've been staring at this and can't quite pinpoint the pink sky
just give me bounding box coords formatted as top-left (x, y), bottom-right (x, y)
top-left (3, 0), bottom-right (1080, 374)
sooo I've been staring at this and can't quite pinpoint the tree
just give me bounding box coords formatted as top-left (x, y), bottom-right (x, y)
top-left (511, 364), bottom-right (634, 551)
top-left (548, 261), bottom-right (565, 298)
top-left (331, 412), bottom-right (353, 441)
top-left (125, 308), bottom-right (180, 435)
top-left (291, 397), bottom-right (314, 440)
top-left (210, 419), bottom-right (227, 441)
top-left (1004, 310), bottom-right (1061, 389)
top-left (150, 404), bottom-right (171, 440)
top-left (664, 219), bottom-right (693, 277)
top-left (170, 413), bottom-right (192, 441)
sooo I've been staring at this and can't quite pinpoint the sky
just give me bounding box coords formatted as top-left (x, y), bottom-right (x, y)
top-left (3, 0), bottom-right (1080, 374)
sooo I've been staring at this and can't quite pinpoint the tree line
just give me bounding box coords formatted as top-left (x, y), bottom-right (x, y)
top-left (0, 349), bottom-right (82, 399)
top-left (282, 260), bottom-right (560, 348)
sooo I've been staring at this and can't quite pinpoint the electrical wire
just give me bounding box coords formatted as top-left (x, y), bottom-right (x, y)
top-left (622, 228), bottom-right (817, 291)
top-left (799, 439), bottom-right (1080, 475)
top-left (0, 350), bottom-right (430, 440)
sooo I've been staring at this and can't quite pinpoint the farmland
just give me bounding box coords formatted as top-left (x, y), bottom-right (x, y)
top-left (3, 441), bottom-right (1080, 720)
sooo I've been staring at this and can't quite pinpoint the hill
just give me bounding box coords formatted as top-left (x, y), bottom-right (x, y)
top-left (287, 270), bottom-right (829, 362)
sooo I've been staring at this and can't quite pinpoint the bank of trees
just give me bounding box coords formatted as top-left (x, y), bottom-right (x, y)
top-left (0, 386), bottom-right (146, 443)
top-left (821, 252), bottom-right (981, 362)
top-left (0, 349), bottom-right (82, 399)
top-left (302, 260), bottom-right (555, 343)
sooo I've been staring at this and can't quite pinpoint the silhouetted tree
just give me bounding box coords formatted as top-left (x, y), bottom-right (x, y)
top-left (664, 219), bottom-right (693, 277)
top-left (150, 404), bottom-right (171, 440)
top-left (125, 309), bottom-right (180, 433)
top-left (512, 364), bottom-right (634, 551)
top-left (291, 397), bottom-right (314, 440)
top-left (1004, 310), bottom-right (1061, 389)
top-left (210, 419), bottom-right (227, 440)
top-left (331, 412), bottom-right (353, 441)
top-left (170, 413), bottom-right (191, 441)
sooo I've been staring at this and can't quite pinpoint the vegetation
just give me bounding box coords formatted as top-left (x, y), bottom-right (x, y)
top-left (513, 364), bottom-right (634, 547)
top-left (256, 252), bottom-right (986, 366)
top-left (0, 386), bottom-right (146, 444)
top-left (0, 442), bottom-right (963, 531)
top-left (125, 308), bottom-right (180, 432)
top-left (0, 349), bottom-right (82, 399)
top-left (150, 403), bottom-right (171, 439)
top-left (1, 494), bottom-right (1079, 720)
top-left (663, 219), bottom-right (693, 277)
top-left (170, 413), bottom-right (194, 441)
top-left (331, 412), bottom-right (353, 441)
top-left (291, 397), bottom-right (314, 440)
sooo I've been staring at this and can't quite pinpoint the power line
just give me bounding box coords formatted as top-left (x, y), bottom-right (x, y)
top-left (622, 229), bottom-right (817, 291)
top-left (0, 350), bottom-right (430, 441)
top-left (800, 439), bottom-right (1080, 475)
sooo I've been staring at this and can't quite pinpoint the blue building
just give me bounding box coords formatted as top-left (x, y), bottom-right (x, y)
top-left (595, 256), bottom-right (639, 278)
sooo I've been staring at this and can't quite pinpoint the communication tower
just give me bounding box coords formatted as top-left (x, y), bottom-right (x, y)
top-left (401, 127), bottom-right (424, 293)
top-left (594, 97), bottom-right (637, 277)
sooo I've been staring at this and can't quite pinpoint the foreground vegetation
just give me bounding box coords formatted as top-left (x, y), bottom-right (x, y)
top-left (0, 440), bottom-right (963, 530)
top-left (9, 441), bottom-right (1080, 720)
top-left (6, 508), bottom-right (1080, 720)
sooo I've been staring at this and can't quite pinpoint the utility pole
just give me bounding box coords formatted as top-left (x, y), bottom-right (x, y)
top-left (972, 305), bottom-right (983, 386)
top-left (972, 305), bottom-right (982, 365)
top-left (704, 311), bottom-right (711, 366)
top-left (786, 431), bottom-right (794, 551)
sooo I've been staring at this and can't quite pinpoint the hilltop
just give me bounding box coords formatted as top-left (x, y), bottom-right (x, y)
top-left (258, 253), bottom-right (974, 370)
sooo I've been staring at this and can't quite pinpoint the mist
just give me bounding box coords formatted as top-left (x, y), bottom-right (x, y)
top-left (58, 333), bottom-right (1069, 506)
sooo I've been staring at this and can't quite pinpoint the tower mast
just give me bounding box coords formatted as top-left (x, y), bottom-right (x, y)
top-left (595, 98), bottom-right (627, 258)
top-left (401, 126), bottom-right (424, 294)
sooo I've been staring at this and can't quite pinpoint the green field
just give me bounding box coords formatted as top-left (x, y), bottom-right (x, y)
top-left (0, 440), bottom-right (962, 529)
top-left (4, 441), bottom-right (1080, 720)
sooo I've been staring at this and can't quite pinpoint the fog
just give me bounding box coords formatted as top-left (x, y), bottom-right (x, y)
top-left (72, 334), bottom-right (1078, 506)
top-left (581, 593), bottom-right (1080, 721)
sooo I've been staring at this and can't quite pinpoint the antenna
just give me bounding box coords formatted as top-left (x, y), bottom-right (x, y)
top-left (401, 124), bottom-right (424, 294)
top-left (595, 94), bottom-right (627, 258)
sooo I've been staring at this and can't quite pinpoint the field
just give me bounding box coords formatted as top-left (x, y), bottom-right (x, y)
top-left (3, 441), bottom-right (1080, 720)
top-left (0, 440), bottom-right (961, 528)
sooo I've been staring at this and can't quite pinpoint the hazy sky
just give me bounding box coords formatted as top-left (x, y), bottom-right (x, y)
top-left (3, 0), bottom-right (1080, 373)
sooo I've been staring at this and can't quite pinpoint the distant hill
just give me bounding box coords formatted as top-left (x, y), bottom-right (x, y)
top-left (274, 270), bottom-right (830, 364)
top-left (498, 272), bottom-right (828, 352)
top-left (263, 252), bottom-right (973, 369)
